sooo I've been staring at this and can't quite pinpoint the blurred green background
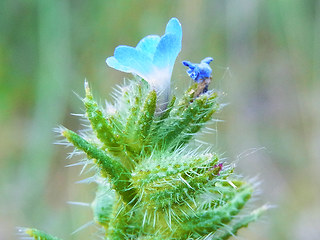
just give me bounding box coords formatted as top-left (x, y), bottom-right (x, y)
top-left (1, 0), bottom-right (319, 239)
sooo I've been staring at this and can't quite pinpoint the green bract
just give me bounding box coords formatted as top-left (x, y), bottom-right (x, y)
top-left (21, 77), bottom-right (267, 240)
top-left (21, 17), bottom-right (268, 240)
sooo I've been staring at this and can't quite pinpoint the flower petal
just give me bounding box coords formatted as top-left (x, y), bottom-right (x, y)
top-left (106, 56), bottom-right (132, 73)
top-left (136, 35), bottom-right (161, 60)
top-left (201, 57), bottom-right (213, 64)
top-left (153, 33), bottom-right (181, 70)
top-left (165, 18), bottom-right (182, 40)
top-left (182, 61), bottom-right (195, 69)
top-left (113, 45), bottom-right (154, 79)
top-left (106, 17), bottom-right (182, 102)
top-left (153, 18), bottom-right (182, 70)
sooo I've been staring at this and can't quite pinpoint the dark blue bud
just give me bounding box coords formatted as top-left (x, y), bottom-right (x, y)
top-left (182, 57), bottom-right (213, 83)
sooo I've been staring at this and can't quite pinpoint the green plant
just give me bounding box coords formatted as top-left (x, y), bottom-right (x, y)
top-left (19, 18), bottom-right (268, 240)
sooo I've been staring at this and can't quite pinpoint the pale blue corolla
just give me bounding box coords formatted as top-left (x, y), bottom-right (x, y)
top-left (106, 18), bottom-right (182, 108)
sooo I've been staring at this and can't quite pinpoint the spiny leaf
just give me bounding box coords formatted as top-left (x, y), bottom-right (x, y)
top-left (136, 90), bottom-right (157, 140)
top-left (92, 184), bottom-right (116, 230)
top-left (216, 205), bottom-right (269, 240)
top-left (124, 83), bottom-right (143, 137)
top-left (106, 201), bottom-right (140, 240)
top-left (132, 154), bottom-right (233, 210)
top-left (158, 95), bottom-right (176, 122)
top-left (180, 185), bottom-right (253, 237)
top-left (62, 128), bottom-right (137, 204)
top-left (173, 83), bottom-right (198, 115)
top-left (83, 81), bottom-right (121, 151)
top-left (152, 95), bottom-right (176, 133)
top-left (18, 228), bottom-right (62, 240)
top-left (177, 92), bottom-right (220, 146)
top-left (157, 93), bottom-right (209, 148)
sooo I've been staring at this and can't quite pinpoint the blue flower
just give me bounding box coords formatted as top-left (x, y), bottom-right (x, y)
top-left (182, 57), bottom-right (213, 83)
top-left (106, 18), bottom-right (182, 98)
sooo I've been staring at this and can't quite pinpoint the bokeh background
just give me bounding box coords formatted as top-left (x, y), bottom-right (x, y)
top-left (1, 0), bottom-right (319, 239)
